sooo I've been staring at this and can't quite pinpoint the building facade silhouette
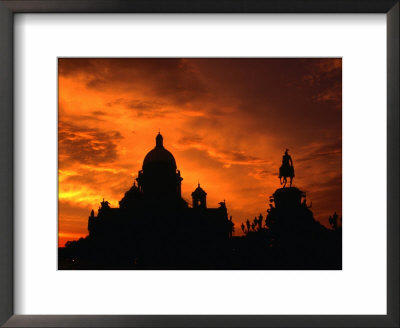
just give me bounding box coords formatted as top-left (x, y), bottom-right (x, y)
top-left (87, 133), bottom-right (233, 251)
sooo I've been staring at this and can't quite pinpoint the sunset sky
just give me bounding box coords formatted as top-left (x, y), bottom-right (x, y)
top-left (58, 58), bottom-right (342, 247)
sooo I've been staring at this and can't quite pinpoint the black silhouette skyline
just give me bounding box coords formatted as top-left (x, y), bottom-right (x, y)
top-left (59, 133), bottom-right (342, 270)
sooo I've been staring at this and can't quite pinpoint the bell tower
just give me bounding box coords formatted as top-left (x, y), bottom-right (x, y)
top-left (192, 183), bottom-right (207, 209)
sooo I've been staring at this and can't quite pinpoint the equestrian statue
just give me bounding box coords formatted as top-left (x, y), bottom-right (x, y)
top-left (279, 149), bottom-right (295, 187)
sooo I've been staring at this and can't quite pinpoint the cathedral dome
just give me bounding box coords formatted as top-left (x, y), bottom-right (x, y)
top-left (142, 132), bottom-right (177, 170)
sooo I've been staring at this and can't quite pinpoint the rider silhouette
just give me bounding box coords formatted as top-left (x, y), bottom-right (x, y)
top-left (282, 149), bottom-right (293, 167)
top-left (279, 149), bottom-right (295, 187)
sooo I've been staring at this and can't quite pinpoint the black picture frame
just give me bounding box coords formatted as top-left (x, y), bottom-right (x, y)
top-left (0, 1), bottom-right (398, 327)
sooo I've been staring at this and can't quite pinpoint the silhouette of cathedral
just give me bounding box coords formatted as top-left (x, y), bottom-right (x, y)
top-left (59, 141), bottom-right (341, 270)
top-left (76, 133), bottom-right (233, 268)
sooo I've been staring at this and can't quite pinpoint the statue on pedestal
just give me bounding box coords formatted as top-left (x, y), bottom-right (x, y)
top-left (279, 149), bottom-right (295, 187)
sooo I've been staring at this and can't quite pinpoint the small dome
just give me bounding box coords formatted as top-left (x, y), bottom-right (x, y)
top-left (192, 183), bottom-right (207, 196)
top-left (119, 182), bottom-right (142, 208)
top-left (143, 133), bottom-right (177, 170)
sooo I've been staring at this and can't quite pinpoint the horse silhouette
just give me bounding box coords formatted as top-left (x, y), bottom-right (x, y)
top-left (279, 149), bottom-right (295, 187)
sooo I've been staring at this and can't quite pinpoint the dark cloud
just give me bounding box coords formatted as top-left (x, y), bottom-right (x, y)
top-left (178, 135), bottom-right (204, 145)
top-left (248, 168), bottom-right (274, 180)
top-left (75, 115), bottom-right (106, 122)
top-left (297, 140), bottom-right (342, 163)
top-left (59, 122), bottom-right (123, 166)
top-left (184, 58), bottom-right (342, 146)
top-left (107, 98), bottom-right (169, 118)
top-left (312, 81), bottom-right (342, 110)
top-left (60, 58), bottom-right (342, 146)
top-left (92, 110), bottom-right (107, 116)
top-left (225, 150), bottom-right (263, 164)
top-left (179, 139), bottom-right (270, 167)
top-left (59, 58), bottom-right (209, 107)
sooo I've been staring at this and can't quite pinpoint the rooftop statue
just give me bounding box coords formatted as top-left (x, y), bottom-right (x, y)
top-left (279, 149), bottom-right (295, 188)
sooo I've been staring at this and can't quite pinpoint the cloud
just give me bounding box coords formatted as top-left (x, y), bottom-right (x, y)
top-left (62, 168), bottom-right (128, 187)
top-left (59, 122), bottom-right (123, 166)
top-left (176, 134), bottom-right (271, 167)
top-left (106, 98), bottom-right (170, 118)
top-left (178, 135), bottom-right (204, 145)
top-left (297, 140), bottom-right (342, 163)
top-left (312, 81), bottom-right (342, 109)
top-left (91, 110), bottom-right (107, 116)
top-left (316, 58), bottom-right (342, 74)
top-left (300, 58), bottom-right (342, 85)
top-left (59, 58), bottom-right (209, 108)
top-left (248, 168), bottom-right (274, 181)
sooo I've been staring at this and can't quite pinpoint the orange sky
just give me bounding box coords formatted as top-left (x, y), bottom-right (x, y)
top-left (58, 58), bottom-right (342, 247)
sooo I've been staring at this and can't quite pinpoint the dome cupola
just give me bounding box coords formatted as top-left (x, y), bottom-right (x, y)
top-left (142, 132), bottom-right (177, 171)
top-left (137, 132), bottom-right (183, 200)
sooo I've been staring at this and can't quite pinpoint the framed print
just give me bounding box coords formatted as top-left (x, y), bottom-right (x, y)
top-left (0, 1), bottom-right (398, 327)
